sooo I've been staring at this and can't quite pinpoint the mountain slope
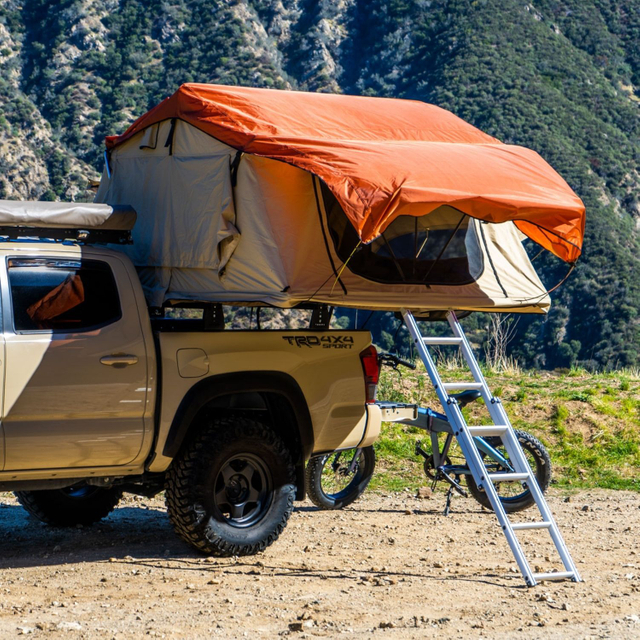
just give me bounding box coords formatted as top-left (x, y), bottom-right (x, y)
top-left (0, 0), bottom-right (638, 368)
top-left (0, 8), bottom-right (94, 200)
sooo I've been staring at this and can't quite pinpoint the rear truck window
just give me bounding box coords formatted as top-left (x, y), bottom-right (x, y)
top-left (8, 258), bottom-right (122, 332)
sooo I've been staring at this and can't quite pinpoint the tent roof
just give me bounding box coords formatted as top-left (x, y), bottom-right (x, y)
top-left (106, 83), bottom-right (585, 263)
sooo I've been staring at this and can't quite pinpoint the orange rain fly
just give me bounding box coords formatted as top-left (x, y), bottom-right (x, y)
top-left (106, 84), bottom-right (585, 263)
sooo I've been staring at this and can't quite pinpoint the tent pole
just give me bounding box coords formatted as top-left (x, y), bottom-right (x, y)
top-left (421, 213), bottom-right (465, 283)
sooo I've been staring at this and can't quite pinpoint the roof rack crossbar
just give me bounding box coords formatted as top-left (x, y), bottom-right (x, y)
top-left (0, 226), bottom-right (133, 245)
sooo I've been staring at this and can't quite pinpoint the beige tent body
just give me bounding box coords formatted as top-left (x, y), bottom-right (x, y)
top-left (96, 118), bottom-right (551, 313)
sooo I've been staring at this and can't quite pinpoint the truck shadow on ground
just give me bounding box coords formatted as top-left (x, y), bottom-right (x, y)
top-left (0, 503), bottom-right (517, 588)
top-left (0, 503), bottom-right (190, 569)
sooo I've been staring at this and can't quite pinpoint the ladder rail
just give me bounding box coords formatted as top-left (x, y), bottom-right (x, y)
top-left (448, 311), bottom-right (581, 581)
top-left (450, 314), bottom-right (538, 472)
top-left (447, 401), bottom-right (539, 585)
top-left (401, 309), bottom-right (538, 585)
top-left (490, 399), bottom-right (582, 579)
top-left (401, 308), bottom-right (581, 587)
top-left (445, 313), bottom-right (531, 477)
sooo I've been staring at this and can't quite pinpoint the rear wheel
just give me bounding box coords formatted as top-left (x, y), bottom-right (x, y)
top-left (467, 430), bottom-right (551, 513)
top-left (165, 416), bottom-right (296, 556)
top-left (15, 485), bottom-right (123, 526)
top-left (305, 446), bottom-right (375, 510)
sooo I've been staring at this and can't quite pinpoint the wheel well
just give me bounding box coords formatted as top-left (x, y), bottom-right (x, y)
top-left (162, 372), bottom-right (314, 499)
top-left (199, 391), bottom-right (303, 463)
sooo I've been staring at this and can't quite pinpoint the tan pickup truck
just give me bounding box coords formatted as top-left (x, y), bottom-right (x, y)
top-left (0, 239), bottom-right (382, 556)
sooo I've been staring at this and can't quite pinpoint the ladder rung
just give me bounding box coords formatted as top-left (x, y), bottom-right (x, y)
top-left (442, 382), bottom-right (484, 391)
top-left (422, 337), bottom-right (463, 345)
top-left (468, 426), bottom-right (508, 437)
top-left (532, 571), bottom-right (576, 582)
top-left (488, 472), bottom-right (530, 482)
top-left (510, 521), bottom-right (552, 531)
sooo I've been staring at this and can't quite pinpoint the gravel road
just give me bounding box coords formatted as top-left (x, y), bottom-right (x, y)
top-left (0, 488), bottom-right (638, 638)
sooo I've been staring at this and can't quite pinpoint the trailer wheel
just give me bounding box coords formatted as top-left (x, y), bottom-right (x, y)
top-left (15, 485), bottom-right (123, 526)
top-left (165, 416), bottom-right (296, 556)
top-left (467, 430), bottom-right (551, 513)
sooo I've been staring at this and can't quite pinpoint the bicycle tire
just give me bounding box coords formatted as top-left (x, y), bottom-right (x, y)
top-left (305, 447), bottom-right (375, 510)
top-left (467, 430), bottom-right (551, 513)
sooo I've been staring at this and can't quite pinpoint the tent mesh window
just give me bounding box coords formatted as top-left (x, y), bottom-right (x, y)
top-left (322, 183), bottom-right (482, 286)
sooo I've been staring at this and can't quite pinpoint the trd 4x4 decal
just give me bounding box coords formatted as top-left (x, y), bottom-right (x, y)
top-left (282, 335), bottom-right (354, 349)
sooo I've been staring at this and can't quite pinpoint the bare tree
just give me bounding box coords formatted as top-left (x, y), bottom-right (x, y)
top-left (484, 314), bottom-right (519, 372)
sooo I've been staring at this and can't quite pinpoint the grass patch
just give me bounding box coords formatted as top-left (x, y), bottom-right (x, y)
top-left (370, 364), bottom-right (640, 494)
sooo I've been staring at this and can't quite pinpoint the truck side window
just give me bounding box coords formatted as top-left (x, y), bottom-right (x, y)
top-left (8, 258), bottom-right (122, 332)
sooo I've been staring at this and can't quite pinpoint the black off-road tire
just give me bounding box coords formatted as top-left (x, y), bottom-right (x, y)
top-left (165, 416), bottom-right (296, 557)
top-left (305, 446), bottom-right (375, 510)
top-left (467, 429), bottom-right (552, 513)
top-left (15, 485), bottom-right (123, 526)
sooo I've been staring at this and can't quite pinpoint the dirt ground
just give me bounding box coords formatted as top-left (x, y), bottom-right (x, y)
top-left (0, 488), bottom-right (638, 639)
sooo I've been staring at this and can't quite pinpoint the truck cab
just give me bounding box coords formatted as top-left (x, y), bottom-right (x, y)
top-left (0, 234), bottom-right (381, 556)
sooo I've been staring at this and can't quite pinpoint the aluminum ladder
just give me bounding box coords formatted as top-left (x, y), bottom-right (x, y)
top-left (402, 309), bottom-right (581, 587)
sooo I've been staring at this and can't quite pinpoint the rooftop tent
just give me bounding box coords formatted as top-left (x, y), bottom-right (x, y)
top-left (96, 84), bottom-right (585, 312)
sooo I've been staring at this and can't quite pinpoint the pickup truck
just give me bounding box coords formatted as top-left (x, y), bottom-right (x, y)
top-left (0, 238), bottom-right (382, 556)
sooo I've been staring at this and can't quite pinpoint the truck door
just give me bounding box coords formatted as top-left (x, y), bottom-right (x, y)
top-left (1, 253), bottom-right (149, 470)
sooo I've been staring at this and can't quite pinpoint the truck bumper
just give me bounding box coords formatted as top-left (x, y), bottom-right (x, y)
top-left (358, 404), bottom-right (382, 448)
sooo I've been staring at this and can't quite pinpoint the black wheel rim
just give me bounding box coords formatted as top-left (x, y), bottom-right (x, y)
top-left (319, 450), bottom-right (366, 500)
top-left (213, 453), bottom-right (273, 528)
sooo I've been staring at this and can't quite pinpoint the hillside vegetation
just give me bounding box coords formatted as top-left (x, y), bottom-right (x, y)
top-left (0, 0), bottom-right (638, 369)
top-left (374, 363), bottom-right (640, 494)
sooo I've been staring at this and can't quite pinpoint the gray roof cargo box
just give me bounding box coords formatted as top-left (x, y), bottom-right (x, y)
top-left (0, 201), bottom-right (136, 244)
top-left (0, 201), bottom-right (136, 229)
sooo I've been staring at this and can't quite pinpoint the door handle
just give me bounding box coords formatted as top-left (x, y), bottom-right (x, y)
top-left (100, 354), bottom-right (139, 366)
